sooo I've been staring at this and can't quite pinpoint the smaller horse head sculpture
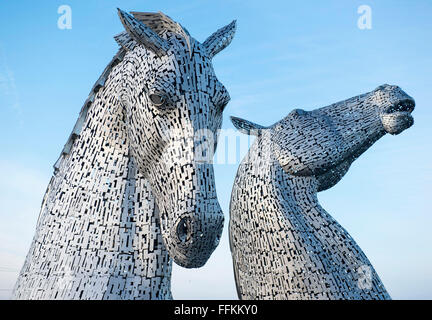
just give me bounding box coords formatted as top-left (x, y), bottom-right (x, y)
top-left (230, 85), bottom-right (414, 299)
top-left (231, 84), bottom-right (414, 190)
top-left (115, 9), bottom-right (236, 268)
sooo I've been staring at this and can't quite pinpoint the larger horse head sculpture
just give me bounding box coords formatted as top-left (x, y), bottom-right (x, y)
top-left (13, 9), bottom-right (236, 300)
top-left (115, 10), bottom-right (235, 268)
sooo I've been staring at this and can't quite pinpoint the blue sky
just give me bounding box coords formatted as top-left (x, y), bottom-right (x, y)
top-left (0, 0), bottom-right (431, 299)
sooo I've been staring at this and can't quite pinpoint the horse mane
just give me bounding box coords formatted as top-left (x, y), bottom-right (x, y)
top-left (54, 11), bottom-right (190, 173)
top-left (53, 49), bottom-right (126, 172)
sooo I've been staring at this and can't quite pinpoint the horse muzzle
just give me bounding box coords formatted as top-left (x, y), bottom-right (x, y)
top-left (381, 98), bottom-right (415, 135)
top-left (165, 199), bottom-right (224, 268)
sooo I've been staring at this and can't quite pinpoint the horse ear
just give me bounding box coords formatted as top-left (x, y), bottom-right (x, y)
top-left (203, 20), bottom-right (236, 59)
top-left (117, 8), bottom-right (169, 57)
top-left (231, 116), bottom-right (264, 136)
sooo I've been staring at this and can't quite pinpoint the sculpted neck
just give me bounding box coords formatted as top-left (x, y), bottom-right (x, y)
top-left (72, 72), bottom-right (173, 299)
top-left (13, 62), bottom-right (172, 300)
top-left (242, 137), bottom-right (322, 216)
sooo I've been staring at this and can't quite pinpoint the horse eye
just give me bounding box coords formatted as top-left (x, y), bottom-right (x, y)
top-left (149, 93), bottom-right (166, 107)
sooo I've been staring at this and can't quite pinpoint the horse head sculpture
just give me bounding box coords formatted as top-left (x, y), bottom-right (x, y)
top-left (232, 84), bottom-right (414, 191)
top-left (229, 85), bottom-right (414, 299)
top-left (13, 9), bottom-right (236, 300)
top-left (116, 10), bottom-right (236, 268)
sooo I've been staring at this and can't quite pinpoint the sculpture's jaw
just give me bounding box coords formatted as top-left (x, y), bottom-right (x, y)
top-left (381, 98), bottom-right (415, 135)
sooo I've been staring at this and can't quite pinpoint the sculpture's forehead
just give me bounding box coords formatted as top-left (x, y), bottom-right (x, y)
top-left (147, 37), bottom-right (226, 96)
top-left (368, 85), bottom-right (413, 107)
top-left (167, 36), bottom-right (216, 76)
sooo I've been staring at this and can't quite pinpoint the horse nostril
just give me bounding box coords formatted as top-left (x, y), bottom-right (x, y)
top-left (176, 217), bottom-right (192, 244)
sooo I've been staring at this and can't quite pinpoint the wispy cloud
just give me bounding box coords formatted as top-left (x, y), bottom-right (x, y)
top-left (0, 251), bottom-right (24, 300)
top-left (0, 160), bottom-right (49, 299)
top-left (0, 45), bottom-right (22, 126)
top-left (0, 159), bottom-right (49, 256)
